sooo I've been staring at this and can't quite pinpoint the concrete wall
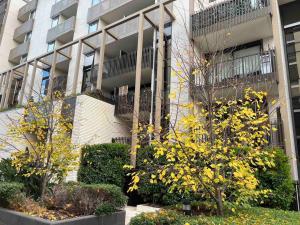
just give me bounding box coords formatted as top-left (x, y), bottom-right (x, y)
top-left (0, 0), bottom-right (25, 70)
top-left (72, 95), bottom-right (130, 146)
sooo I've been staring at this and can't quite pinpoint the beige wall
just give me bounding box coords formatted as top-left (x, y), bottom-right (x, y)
top-left (72, 95), bottom-right (130, 146)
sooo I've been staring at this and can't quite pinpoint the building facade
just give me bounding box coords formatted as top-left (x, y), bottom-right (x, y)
top-left (0, 0), bottom-right (299, 205)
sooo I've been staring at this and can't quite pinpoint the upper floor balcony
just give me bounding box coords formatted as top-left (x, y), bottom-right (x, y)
top-left (191, 0), bottom-right (272, 51)
top-left (51, 0), bottom-right (79, 19)
top-left (46, 16), bottom-right (76, 43)
top-left (18, 0), bottom-right (38, 22)
top-left (13, 19), bottom-right (34, 43)
top-left (87, 0), bottom-right (154, 24)
top-left (190, 50), bottom-right (276, 96)
top-left (9, 41), bottom-right (30, 64)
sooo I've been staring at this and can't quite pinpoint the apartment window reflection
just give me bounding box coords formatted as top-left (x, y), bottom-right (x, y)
top-left (41, 69), bottom-right (50, 96)
top-left (82, 52), bottom-right (96, 92)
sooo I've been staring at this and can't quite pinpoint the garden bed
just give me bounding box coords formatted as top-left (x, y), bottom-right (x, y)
top-left (0, 208), bottom-right (125, 225)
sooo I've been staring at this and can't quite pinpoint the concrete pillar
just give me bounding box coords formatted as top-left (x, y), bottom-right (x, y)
top-left (131, 13), bottom-right (145, 167)
top-left (0, 72), bottom-right (9, 110)
top-left (97, 30), bottom-right (107, 90)
top-left (155, 4), bottom-right (165, 140)
top-left (48, 51), bottom-right (58, 97)
top-left (19, 62), bottom-right (29, 105)
top-left (72, 40), bottom-right (83, 95)
top-left (28, 59), bottom-right (38, 100)
top-left (4, 70), bottom-right (14, 109)
top-left (271, 0), bottom-right (299, 181)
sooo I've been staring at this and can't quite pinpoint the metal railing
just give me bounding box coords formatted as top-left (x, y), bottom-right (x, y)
top-left (268, 121), bottom-right (285, 149)
top-left (192, 50), bottom-right (276, 88)
top-left (115, 88), bottom-right (152, 116)
top-left (192, 0), bottom-right (271, 37)
top-left (103, 47), bottom-right (153, 79)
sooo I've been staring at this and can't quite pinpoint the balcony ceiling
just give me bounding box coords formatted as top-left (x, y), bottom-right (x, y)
top-left (194, 16), bottom-right (273, 52)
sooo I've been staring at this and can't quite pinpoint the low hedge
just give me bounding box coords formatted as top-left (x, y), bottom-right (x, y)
top-left (43, 183), bottom-right (127, 216)
top-left (0, 182), bottom-right (24, 208)
top-left (78, 144), bottom-right (130, 188)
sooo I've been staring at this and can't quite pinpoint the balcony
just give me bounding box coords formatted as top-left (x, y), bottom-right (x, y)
top-left (191, 0), bottom-right (272, 50)
top-left (13, 19), bottom-right (34, 43)
top-left (115, 88), bottom-right (152, 120)
top-left (191, 50), bottom-right (276, 94)
top-left (9, 41), bottom-right (30, 64)
top-left (51, 0), bottom-right (79, 19)
top-left (87, 0), bottom-right (154, 24)
top-left (46, 16), bottom-right (76, 43)
top-left (18, 0), bottom-right (38, 22)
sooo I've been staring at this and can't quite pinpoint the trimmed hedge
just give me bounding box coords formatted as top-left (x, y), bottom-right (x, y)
top-left (78, 144), bottom-right (130, 188)
top-left (256, 148), bottom-right (294, 210)
top-left (43, 183), bottom-right (127, 216)
top-left (0, 182), bottom-right (24, 208)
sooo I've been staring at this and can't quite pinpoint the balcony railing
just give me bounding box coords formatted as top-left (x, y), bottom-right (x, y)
top-left (87, 0), bottom-right (128, 23)
top-left (51, 0), bottom-right (79, 18)
top-left (115, 88), bottom-right (152, 116)
top-left (103, 47), bottom-right (153, 79)
top-left (13, 19), bottom-right (34, 43)
top-left (9, 41), bottom-right (30, 64)
top-left (191, 0), bottom-right (271, 37)
top-left (18, 0), bottom-right (38, 22)
top-left (191, 50), bottom-right (276, 89)
top-left (46, 16), bottom-right (76, 43)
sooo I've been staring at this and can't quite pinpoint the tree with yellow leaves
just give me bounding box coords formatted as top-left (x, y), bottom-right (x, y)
top-left (128, 88), bottom-right (276, 216)
top-left (0, 92), bottom-right (79, 197)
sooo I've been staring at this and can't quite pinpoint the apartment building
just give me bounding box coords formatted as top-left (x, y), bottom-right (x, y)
top-left (0, 0), bottom-right (299, 202)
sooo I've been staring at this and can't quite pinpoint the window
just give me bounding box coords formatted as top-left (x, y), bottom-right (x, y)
top-left (20, 54), bottom-right (28, 64)
top-left (24, 32), bottom-right (32, 42)
top-left (51, 16), bottom-right (59, 28)
top-left (88, 21), bottom-right (98, 33)
top-left (41, 69), bottom-right (50, 96)
top-left (47, 41), bottom-right (55, 52)
top-left (84, 52), bottom-right (95, 66)
top-left (91, 0), bottom-right (101, 6)
top-left (29, 10), bottom-right (35, 20)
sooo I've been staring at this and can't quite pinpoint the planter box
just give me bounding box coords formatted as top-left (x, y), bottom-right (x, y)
top-left (0, 208), bottom-right (125, 225)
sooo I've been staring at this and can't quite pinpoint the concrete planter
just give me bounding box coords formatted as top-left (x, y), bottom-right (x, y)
top-left (0, 208), bottom-right (125, 225)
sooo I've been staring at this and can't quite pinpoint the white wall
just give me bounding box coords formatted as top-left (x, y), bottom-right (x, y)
top-left (72, 95), bottom-right (130, 146)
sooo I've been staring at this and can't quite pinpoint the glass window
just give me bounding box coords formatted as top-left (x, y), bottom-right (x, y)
top-left (88, 21), bottom-right (98, 33)
top-left (47, 41), bottom-right (55, 52)
top-left (91, 0), bottom-right (101, 6)
top-left (41, 70), bottom-right (50, 96)
top-left (24, 32), bottom-right (32, 42)
top-left (84, 52), bottom-right (95, 66)
top-left (51, 16), bottom-right (59, 28)
top-left (29, 10), bottom-right (35, 19)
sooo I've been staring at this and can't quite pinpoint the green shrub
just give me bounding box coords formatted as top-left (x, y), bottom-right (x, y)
top-left (256, 148), bottom-right (294, 210)
top-left (0, 159), bottom-right (18, 182)
top-left (78, 144), bottom-right (130, 188)
top-left (43, 183), bottom-right (127, 216)
top-left (0, 182), bottom-right (24, 208)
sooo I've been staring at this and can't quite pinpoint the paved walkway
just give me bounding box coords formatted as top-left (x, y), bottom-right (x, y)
top-left (125, 206), bottom-right (139, 225)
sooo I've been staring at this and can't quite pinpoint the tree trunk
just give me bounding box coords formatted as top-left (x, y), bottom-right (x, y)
top-left (215, 188), bottom-right (224, 216)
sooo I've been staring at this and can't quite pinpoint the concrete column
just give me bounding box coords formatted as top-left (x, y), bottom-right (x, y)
top-left (28, 59), bottom-right (38, 100)
top-left (4, 70), bottom-right (14, 109)
top-left (72, 40), bottom-right (83, 95)
top-left (271, 0), bottom-right (299, 181)
top-left (19, 62), bottom-right (29, 105)
top-left (48, 51), bottom-right (58, 97)
top-left (155, 4), bottom-right (165, 140)
top-left (131, 13), bottom-right (145, 167)
top-left (97, 30), bottom-right (107, 90)
top-left (0, 72), bottom-right (9, 110)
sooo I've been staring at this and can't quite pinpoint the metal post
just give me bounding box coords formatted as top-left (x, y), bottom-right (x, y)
top-left (97, 30), bottom-right (107, 90)
top-left (48, 50), bottom-right (58, 97)
top-left (19, 62), bottom-right (29, 105)
top-left (72, 40), bottom-right (83, 95)
top-left (130, 13), bottom-right (144, 168)
top-left (155, 4), bottom-right (165, 140)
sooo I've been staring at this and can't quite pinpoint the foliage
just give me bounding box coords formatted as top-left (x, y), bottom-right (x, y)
top-left (78, 143), bottom-right (130, 188)
top-left (0, 92), bottom-right (79, 196)
top-left (129, 208), bottom-right (300, 225)
top-left (43, 183), bottom-right (127, 216)
top-left (0, 182), bottom-right (24, 208)
top-left (256, 148), bottom-right (294, 210)
top-left (129, 88), bottom-right (276, 215)
top-left (0, 158), bottom-right (41, 198)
